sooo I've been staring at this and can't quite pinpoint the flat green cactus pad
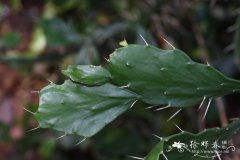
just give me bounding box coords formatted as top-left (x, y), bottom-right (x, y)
top-left (35, 80), bottom-right (138, 137)
top-left (36, 44), bottom-right (240, 138)
top-left (108, 45), bottom-right (240, 107)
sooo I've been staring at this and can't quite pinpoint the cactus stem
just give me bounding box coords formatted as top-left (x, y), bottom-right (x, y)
top-left (74, 137), bottom-right (87, 146)
top-left (202, 98), bottom-right (212, 121)
top-left (154, 105), bottom-right (171, 111)
top-left (139, 34), bottom-right (149, 46)
top-left (128, 155), bottom-right (145, 160)
top-left (167, 109), bottom-right (182, 121)
top-left (23, 107), bottom-right (36, 115)
top-left (198, 96), bottom-right (206, 111)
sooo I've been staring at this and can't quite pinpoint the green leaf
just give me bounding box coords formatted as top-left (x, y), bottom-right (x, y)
top-left (108, 45), bottom-right (240, 107)
top-left (63, 65), bottom-right (111, 85)
top-left (74, 43), bottom-right (100, 65)
top-left (38, 18), bottom-right (81, 47)
top-left (146, 119), bottom-right (240, 160)
top-left (35, 80), bottom-right (138, 137)
top-left (29, 27), bottom-right (46, 54)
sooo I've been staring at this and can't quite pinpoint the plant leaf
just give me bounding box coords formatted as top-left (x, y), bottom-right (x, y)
top-left (108, 45), bottom-right (240, 107)
top-left (63, 65), bottom-right (111, 85)
top-left (146, 119), bottom-right (240, 160)
top-left (38, 18), bottom-right (81, 47)
top-left (35, 80), bottom-right (138, 137)
top-left (74, 43), bottom-right (100, 65)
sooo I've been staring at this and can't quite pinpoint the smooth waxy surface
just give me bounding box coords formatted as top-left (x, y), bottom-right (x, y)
top-left (36, 44), bottom-right (240, 140)
top-left (108, 45), bottom-right (240, 107)
top-left (63, 65), bottom-right (111, 85)
top-left (35, 80), bottom-right (138, 137)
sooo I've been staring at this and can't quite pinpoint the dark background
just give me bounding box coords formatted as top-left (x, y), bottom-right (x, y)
top-left (0, 0), bottom-right (240, 159)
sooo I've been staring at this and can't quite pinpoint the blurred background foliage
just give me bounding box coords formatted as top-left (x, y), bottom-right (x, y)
top-left (0, 0), bottom-right (240, 160)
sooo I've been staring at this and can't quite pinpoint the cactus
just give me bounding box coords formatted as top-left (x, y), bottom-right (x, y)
top-left (108, 45), bottom-right (240, 107)
top-left (35, 80), bottom-right (138, 137)
top-left (36, 44), bottom-right (240, 159)
top-left (63, 65), bottom-right (111, 85)
top-left (146, 119), bottom-right (240, 160)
